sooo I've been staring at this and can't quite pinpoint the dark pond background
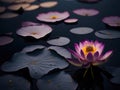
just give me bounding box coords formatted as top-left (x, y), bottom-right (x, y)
top-left (0, 0), bottom-right (120, 90)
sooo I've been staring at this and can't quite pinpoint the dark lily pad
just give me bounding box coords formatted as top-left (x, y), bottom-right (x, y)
top-left (1, 45), bottom-right (69, 79)
top-left (0, 75), bottom-right (30, 90)
top-left (37, 71), bottom-right (77, 90)
top-left (95, 30), bottom-right (120, 39)
top-left (104, 67), bottom-right (120, 84)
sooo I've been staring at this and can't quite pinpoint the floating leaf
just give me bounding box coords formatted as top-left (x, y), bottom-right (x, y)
top-left (47, 37), bottom-right (70, 46)
top-left (0, 12), bottom-right (18, 19)
top-left (73, 8), bottom-right (99, 16)
top-left (70, 27), bottom-right (94, 34)
top-left (1, 45), bottom-right (69, 79)
top-left (36, 11), bottom-right (70, 23)
top-left (95, 30), bottom-right (120, 39)
top-left (13, 0), bottom-right (36, 3)
top-left (24, 5), bottom-right (39, 11)
top-left (78, 0), bottom-right (101, 3)
top-left (64, 18), bottom-right (78, 23)
top-left (21, 45), bottom-right (45, 53)
top-left (0, 36), bottom-right (14, 46)
top-left (40, 1), bottom-right (58, 8)
top-left (104, 67), bottom-right (120, 84)
top-left (102, 16), bottom-right (120, 27)
top-left (48, 46), bottom-right (72, 58)
top-left (37, 71), bottom-right (77, 90)
top-left (16, 24), bottom-right (52, 39)
top-left (0, 75), bottom-right (30, 90)
top-left (0, 0), bottom-right (15, 3)
top-left (0, 6), bottom-right (6, 13)
top-left (8, 3), bottom-right (30, 11)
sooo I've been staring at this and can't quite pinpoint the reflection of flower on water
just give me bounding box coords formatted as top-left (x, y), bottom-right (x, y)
top-left (66, 40), bottom-right (115, 90)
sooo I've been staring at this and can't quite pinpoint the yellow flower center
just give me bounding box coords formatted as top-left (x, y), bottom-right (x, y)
top-left (82, 45), bottom-right (97, 55)
top-left (30, 32), bottom-right (38, 35)
top-left (50, 16), bottom-right (58, 19)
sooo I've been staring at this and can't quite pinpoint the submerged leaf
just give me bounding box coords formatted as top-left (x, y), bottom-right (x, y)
top-left (47, 37), bottom-right (70, 46)
top-left (37, 71), bottom-right (77, 90)
top-left (95, 30), bottom-right (120, 39)
top-left (0, 75), bottom-right (30, 90)
top-left (1, 45), bottom-right (69, 79)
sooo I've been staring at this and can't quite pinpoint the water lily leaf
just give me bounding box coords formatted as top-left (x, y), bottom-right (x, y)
top-left (0, 13), bottom-right (18, 19)
top-left (70, 27), bottom-right (94, 34)
top-left (47, 37), bottom-right (70, 46)
top-left (0, 75), bottom-right (30, 90)
top-left (37, 71), bottom-right (77, 90)
top-left (48, 46), bottom-right (72, 58)
top-left (16, 24), bottom-right (52, 39)
top-left (21, 45), bottom-right (45, 53)
top-left (1, 46), bottom-right (69, 79)
top-left (104, 67), bottom-right (120, 84)
top-left (24, 5), bottom-right (39, 11)
top-left (0, 36), bottom-right (14, 46)
top-left (0, 6), bottom-right (6, 13)
top-left (40, 1), bottom-right (58, 8)
top-left (95, 30), bottom-right (120, 39)
top-left (64, 18), bottom-right (78, 23)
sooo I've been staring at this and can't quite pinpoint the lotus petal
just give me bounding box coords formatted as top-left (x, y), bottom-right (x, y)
top-left (70, 27), bottom-right (94, 34)
top-left (64, 18), bottom-right (78, 23)
top-left (73, 8), bottom-right (99, 16)
top-left (1, 45), bottom-right (69, 79)
top-left (36, 11), bottom-right (70, 23)
top-left (0, 75), bottom-right (30, 90)
top-left (0, 13), bottom-right (18, 19)
top-left (47, 37), bottom-right (70, 46)
top-left (0, 36), bottom-right (14, 46)
top-left (37, 71), bottom-right (77, 90)
top-left (95, 30), bottom-right (120, 39)
top-left (48, 46), bottom-right (71, 58)
top-left (16, 24), bottom-right (52, 39)
top-left (40, 1), bottom-right (58, 8)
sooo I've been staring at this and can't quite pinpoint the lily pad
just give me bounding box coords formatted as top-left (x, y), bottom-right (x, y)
top-left (1, 45), bottom-right (69, 79)
top-left (95, 30), bottom-right (120, 39)
top-left (70, 27), bottom-right (94, 34)
top-left (0, 6), bottom-right (6, 13)
top-left (0, 36), bottom-right (14, 46)
top-left (48, 46), bottom-right (72, 58)
top-left (0, 75), bottom-right (30, 90)
top-left (47, 37), bottom-right (70, 46)
top-left (104, 67), bottom-right (120, 84)
top-left (37, 71), bottom-right (77, 90)
top-left (24, 5), bottom-right (39, 11)
top-left (40, 1), bottom-right (58, 8)
top-left (0, 13), bottom-right (18, 19)
top-left (16, 24), bottom-right (52, 39)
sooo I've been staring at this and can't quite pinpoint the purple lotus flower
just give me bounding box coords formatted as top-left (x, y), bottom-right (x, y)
top-left (102, 16), bottom-right (120, 27)
top-left (67, 40), bottom-right (113, 68)
top-left (73, 8), bottom-right (99, 16)
top-left (36, 11), bottom-right (70, 23)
